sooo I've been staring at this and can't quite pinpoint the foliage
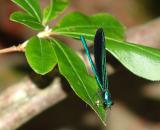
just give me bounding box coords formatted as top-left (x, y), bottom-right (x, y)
top-left (10, 0), bottom-right (160, 125)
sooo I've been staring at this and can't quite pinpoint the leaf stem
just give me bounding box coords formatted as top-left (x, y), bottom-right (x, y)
top-left (0, 41), bottom-right (28, 54)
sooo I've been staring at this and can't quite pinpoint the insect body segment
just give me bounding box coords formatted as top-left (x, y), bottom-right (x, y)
top-left (103, 90), bottom-right (113, 108)
top-left (80, 28), bottom-right (113, 108)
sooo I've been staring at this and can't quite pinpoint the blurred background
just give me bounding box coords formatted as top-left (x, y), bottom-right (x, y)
top-left (0, 0), bottom-right (160, 130)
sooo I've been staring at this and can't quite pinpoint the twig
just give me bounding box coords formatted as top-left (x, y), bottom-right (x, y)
top-left (0, 77), bottom-right (67, 130)
top-left (0, 45), bottom-right (24, 54)
top-left (0, 41), bottom-right (27, 54)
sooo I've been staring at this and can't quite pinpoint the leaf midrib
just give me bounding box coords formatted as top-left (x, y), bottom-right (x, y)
top-left (38, 38), bottom-right (44, 73)
top-left (19, 19), bottom-right (42, 25)
top-left (45, 0), bottom-right (53, 22)
top-left (54, 25), bottom-right (123, 31)
top-left (24, 0), bottom-right (41, 22)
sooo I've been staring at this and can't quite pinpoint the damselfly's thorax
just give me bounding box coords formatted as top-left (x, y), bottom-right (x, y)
top-left (102, 90), bottom-right (113, 108)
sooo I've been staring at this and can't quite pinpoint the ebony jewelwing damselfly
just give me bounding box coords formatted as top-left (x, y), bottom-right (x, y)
top-left (80, 28), bottom-right (113, 108)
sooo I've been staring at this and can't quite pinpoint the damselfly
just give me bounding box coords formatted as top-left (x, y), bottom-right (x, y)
top-left (80, 28), bottom-right (113, 108)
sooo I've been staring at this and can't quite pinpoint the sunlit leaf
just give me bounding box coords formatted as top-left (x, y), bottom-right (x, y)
top-left (53, 12), bottom-right (125, 40)
top-left (43, 0), bottom-right (69, 24)
top-left (25, 36), bottom-right (57, 75)
top-left (10, 12), bottom-right (44, 30)
top-left (11, 0), bottom-right (42, 22)
top-left (107, 39), bottom-right (160, 81)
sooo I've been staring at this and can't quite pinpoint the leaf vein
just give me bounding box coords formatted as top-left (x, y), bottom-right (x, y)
top-left (24, 0), bottom-right (41, 22)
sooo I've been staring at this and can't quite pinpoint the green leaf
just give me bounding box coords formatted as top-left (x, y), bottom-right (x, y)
top-left (43, 0), bottom-right (69, 24)
top-left (52, 39), bottom-right (107, 125)
top-left (53, 12), bottom-right (160, 81)
top-left (25, 36), bottom-right (57, 75)
top-left (10, 12), bottom-right (44, 30)
top-left (107, 39), bottom-right (160, 81)
top-left (11, 0), bottom-right (42, 22)
top-left (53, 12), bottom-right (125, 40)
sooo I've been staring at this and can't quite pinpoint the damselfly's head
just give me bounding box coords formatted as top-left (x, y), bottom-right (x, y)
top-left (103, 91), bottom-right (113, 108)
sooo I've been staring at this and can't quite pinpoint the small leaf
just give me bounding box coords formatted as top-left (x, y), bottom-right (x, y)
top-left (52, 39), bottom-right (107, 125)
top-left (53, 12), bottom-right (125, 40)
top-left (43, 0), bottom-right (69, 24)
top-left (25, 36), bottom-right (57, 75)
top-left (11, 0), bottom-right (42, 22)
top-left (10, 12), bottom-right (44, 30)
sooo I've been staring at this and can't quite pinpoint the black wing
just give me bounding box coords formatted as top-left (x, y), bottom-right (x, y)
top-left (94, 28), bottom-right (107, 90)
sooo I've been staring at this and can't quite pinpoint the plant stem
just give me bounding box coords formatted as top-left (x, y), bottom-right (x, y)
top-left (0, 45), bottom-right (24, 54)
top-left (0, 40), bottom-right (28, 54)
